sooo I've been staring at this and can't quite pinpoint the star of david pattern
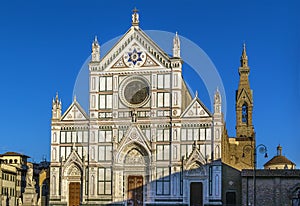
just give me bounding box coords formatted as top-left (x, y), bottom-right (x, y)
top-left (123, 46), bottom-right (146, 67)
top-left (128, 49), bottom-right (142, 65)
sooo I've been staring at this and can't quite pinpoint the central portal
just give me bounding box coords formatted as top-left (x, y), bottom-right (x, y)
top-left (127, 175), bottom-right (143, 206)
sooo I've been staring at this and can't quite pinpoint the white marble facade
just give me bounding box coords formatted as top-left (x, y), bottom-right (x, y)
top-left (50, 11), bottom-right (223, 206)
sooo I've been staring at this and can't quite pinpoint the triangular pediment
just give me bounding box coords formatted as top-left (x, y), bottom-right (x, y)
top-left (236, 88), bottom-right (253, 105)
top-left (98, 27), bottom-right (172, 71)
top-left (181, 96), bottom-right (212, 118)
top-left (63, 147), bottom-right (83, 171)
top-left (61, 100), bottom-right (88, 121)
top-left (117, 125), bottom-right (151, 156)
top-left (185, 146), bottom-right (207, 168)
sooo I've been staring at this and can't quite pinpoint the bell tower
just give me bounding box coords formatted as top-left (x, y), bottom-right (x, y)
top-left (236, 43), bottom-right (254, 139)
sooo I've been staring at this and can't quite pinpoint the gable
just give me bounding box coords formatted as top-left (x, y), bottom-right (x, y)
top-left (117, 125), bottom-right (151, 160)
top-left (99, 27), bottom-right (171, 72)
top-left (185, 146), bottom-right (207, 169)
top-left (64, 147), bottom-right (83, 169)
top-left (236, 88), bottom-right (253, 105)
top-left (181, 97), bottom-right (212, 118)
top-left (61, 101), bottom-right (88, 121)
top-left (117, 125), bottom-right (151, 156)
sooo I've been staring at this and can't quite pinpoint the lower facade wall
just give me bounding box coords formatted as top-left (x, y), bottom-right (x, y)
top-left (241, 170), bottom-right (300, 206)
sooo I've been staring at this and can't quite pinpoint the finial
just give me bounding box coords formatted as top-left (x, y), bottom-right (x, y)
top-left (91, 35), bottom-right (100, 61)
top-left (132, 7), bottom-right (139, 26)
top-left (195, 90), bottom-right (198, 98)
top-left (173, 31), bottom-right (181, 58)
top-left (277, 144), bottom-right (282, 156)
top-left (72, 142), bottom-right (76, 151)
top-left (55, 92), bottom-right (59, 101)
top-left (92, 35), bottom-right (99, 46)
top-left (193, 140), bottom-right (197, 149)
top-left (240, 42), bottom-right (248, 67)
top-left (93, 36), bottom-right (99, 46)
top-left (73, 95), bottom-right (77, 102)
top-left (242, 42), bottom-right (247, 57)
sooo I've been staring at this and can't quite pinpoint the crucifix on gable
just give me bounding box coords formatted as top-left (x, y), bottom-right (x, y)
top-left (193, 103), bottom-right (201, 115)
top-left (72, 107), bottom-right (79, 119)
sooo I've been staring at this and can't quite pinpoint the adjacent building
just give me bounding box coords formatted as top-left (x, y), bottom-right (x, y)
top-left (242, 169), bottom-right (300, 206)
top-left (264, 145), bottom-right (296, 170)
top-left (0, 152), bottom-right (28, 206)
top-left (0, 152), bottom-right (50, 206)
top-left (241, 146), bottom-right (300, 206)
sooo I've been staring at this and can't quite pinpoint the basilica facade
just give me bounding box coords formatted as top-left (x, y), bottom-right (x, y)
top-left (50, 10), bottom-right (254, 206)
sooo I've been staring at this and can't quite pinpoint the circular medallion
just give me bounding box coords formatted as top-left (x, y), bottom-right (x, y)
top-left (123, 46), bottom-right (146, 67)
top-left (119, 76), bottom-right (150, 108)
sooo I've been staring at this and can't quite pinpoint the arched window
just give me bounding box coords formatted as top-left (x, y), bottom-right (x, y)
top-left (91, 147), bottom-right (95, 160)
top-left (53, 132), bottom-right (57, 142)
top-left (52, 148), bottom-right (57, 161)
top-left (242, 103), bottom-right (248, 124)
top-left (215, 145), bottom-right (220, 159)
top-left (91, 175), bottom-right (95, 195)
top-left (51, 175), bottom-right (56, 195)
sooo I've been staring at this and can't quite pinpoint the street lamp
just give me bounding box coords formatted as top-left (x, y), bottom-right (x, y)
top-left (242, 144), bottom-right (268, 206)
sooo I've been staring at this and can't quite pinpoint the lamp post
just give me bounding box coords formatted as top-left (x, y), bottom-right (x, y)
top-left (242, 144), bottom-right (268, 206)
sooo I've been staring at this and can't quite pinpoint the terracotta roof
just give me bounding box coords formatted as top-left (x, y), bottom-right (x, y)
top-left (264, 155), bottom-right (295, 167)
top-left (0, 151), bottom-right (30, 158)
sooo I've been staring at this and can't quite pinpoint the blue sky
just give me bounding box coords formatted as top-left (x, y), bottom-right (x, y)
top-left (0, 1), bottom-right (299, 168)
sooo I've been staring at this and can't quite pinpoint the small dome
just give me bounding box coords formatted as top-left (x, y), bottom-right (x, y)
top-left (264, 145), bottom-right (296, 169)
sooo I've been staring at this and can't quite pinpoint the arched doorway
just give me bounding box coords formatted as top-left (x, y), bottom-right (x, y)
top-left (66, 164), bottom-right (82, 206)
top-left (117, 143), bottom-right (150, 206)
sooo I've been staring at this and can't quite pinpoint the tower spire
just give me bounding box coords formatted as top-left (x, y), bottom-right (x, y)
top-left (240, 43), bottom-right (248, 67)
top-left (91, 35), bottom-right (100, 62)
top-left (132, 7), bottom-right (139, 27)
top-left (173, 32), bottom-right (181, 58)
top-left (52, 92), bottom-right (62, 119)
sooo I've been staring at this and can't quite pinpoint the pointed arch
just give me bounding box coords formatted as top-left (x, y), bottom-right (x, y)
top-left (116, 142), bottom-right (150, 165)
top-left (242, 102), bottom-right (248, 124)
top-left (124, 148), bottom-right (145, 164)
top-left (186, 161), bottom-right (206, 176)
top-left (66, 163), bottom-right (82, 177)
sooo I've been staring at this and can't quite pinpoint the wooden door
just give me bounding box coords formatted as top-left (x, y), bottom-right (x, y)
top-left (69, 182), bottom-right (80, 206)
top-left (127, 176), bottom-right (143, 206)
top-left (190, 182), bottom-right (203, 206)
